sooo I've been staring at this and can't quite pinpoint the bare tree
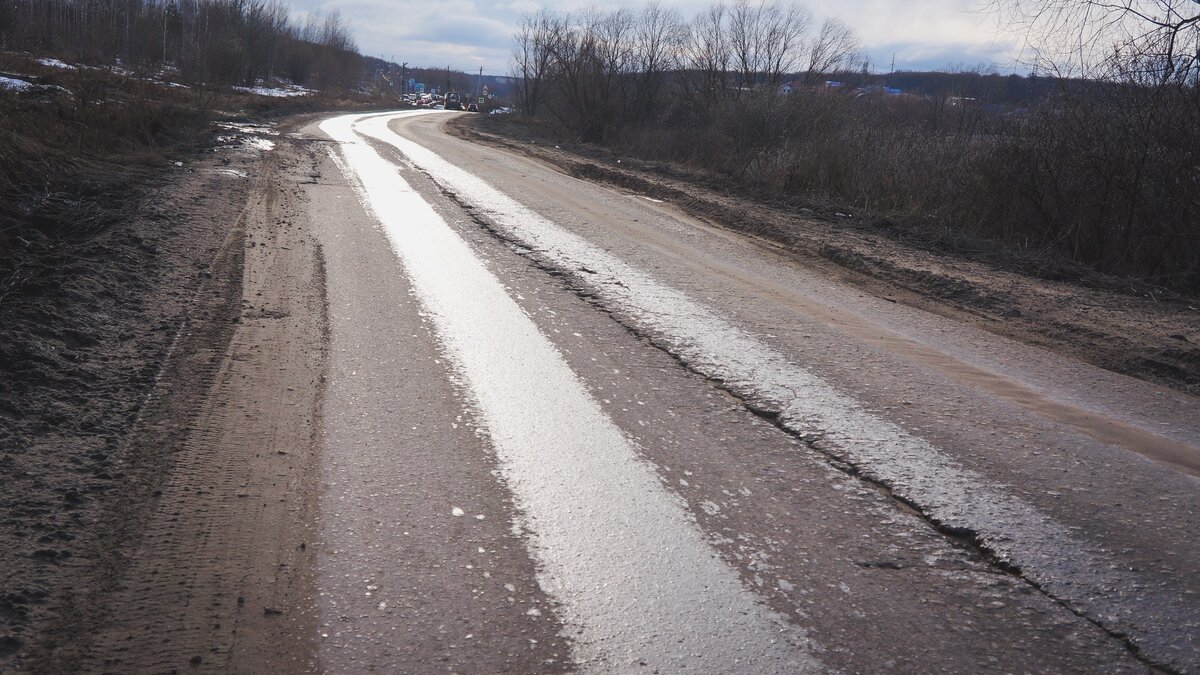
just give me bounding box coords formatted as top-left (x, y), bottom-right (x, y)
top-left (511, 10), bottom-right (560, 116)
top-left (683, 3), bottom-right (732, 108)
top-left (625, 3), bottom-right (687, 120)
top-left (1, 0), bottom-right (360, 89)
top-left (542, 8), bottom-right (636, 141)
top-left (989, 0), bottom-right (1199, 84)
top-left (805, 17), bottom-right (860, 83)
top-left (516, 5), bottom-right (686, 140)
top-left (727, 0), bottom-right (810, 95)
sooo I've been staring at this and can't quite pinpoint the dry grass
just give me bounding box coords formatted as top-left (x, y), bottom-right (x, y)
top-left (598, 87), bottom-right (1200, 293)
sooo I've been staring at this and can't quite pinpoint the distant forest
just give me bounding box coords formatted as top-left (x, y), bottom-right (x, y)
top-left (0, 0), bottom-right (361, 90)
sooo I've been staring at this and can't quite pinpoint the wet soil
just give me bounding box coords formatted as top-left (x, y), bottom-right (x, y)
top-left (0, 116), bottom-right (325, 671)
top-left (450, 114), bottom-right (1200, 397)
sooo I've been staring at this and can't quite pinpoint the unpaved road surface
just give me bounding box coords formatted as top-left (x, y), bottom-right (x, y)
top-left (3, 109), bottom-right (1198, 673)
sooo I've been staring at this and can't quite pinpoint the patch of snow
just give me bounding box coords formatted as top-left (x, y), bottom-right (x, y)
top-left (36, 58), bottom-right (75, 70)
top-left (244, 137), bottom-right (275, 152)
top-left (233, 84), bottom-right (312, 98)
top-left (216, 121), bottom-right (279, 136)
top-left (0, 76), bottom-right (32, 91)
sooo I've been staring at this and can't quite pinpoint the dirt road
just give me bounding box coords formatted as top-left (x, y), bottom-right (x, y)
top-left (4, 110), bottom-right (1197, 673)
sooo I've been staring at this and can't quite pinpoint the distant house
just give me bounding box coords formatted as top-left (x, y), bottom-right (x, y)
top-left (856, 84), bottom-right (904, 96)
top-left (778, 80), bottom-right (803, 95)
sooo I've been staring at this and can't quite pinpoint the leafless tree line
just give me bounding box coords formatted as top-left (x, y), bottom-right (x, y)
top-left (511, 1), bottom-right (862, 141)
top-left (509, 0), bottom-right (1198, 289)
top-left (0, 0), bottom-right (361, 89)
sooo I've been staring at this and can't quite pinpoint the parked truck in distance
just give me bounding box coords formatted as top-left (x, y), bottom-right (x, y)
top-left (445, 92), bottom-right (463, 111)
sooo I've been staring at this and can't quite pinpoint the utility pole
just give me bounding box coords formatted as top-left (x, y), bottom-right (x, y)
top-left (477, 66), bottom-right (483, 99)
top-left (402, 62), bottom-right (407, 96)
top-left (446, 65), bottom-right (451, 92)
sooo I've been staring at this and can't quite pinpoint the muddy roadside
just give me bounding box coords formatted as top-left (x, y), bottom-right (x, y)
top-left (449, 114), bottom-right (1199, 397)
top-left (0, 113), bottom-right (331, 672)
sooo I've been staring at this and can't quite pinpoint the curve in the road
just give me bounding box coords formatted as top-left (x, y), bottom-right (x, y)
top-left (321, 113), bottom-right (820, 673)
top-left (357, 110), bottom-right (1197, 672)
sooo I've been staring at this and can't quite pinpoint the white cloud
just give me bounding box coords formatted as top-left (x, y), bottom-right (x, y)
top-left (809, 0), bottom-right (1021, 70)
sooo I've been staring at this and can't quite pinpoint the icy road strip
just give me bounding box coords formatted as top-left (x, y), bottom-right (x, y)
top-left (320, 113), bottom-right (818, 673)
top-left (360, 111), bottom-right (1195, 664)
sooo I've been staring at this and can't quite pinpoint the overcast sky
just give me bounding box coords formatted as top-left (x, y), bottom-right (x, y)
top-left (290, 0), bottom-right (1024, 76)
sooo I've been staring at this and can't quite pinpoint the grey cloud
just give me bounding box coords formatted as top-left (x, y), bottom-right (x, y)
top-left (867, 40), bottom-right (1023, 73)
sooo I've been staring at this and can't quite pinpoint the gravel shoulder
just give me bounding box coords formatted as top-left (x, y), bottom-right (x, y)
top-left (449, 115), bottom-right (1200, 397)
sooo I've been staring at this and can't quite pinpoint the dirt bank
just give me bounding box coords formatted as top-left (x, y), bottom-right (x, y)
top-left (450, 114), bottom-right (1199, 396)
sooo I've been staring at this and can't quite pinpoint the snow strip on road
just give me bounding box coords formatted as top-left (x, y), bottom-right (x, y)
top-left (321, 113), bottom-right (819, 674)
top-left (360, 111), bottom-right (1197, 668)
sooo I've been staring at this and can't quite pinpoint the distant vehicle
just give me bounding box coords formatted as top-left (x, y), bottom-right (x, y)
top-left (467, 102), bottom-right (479, 112)
top-left (445, 92), bottom-right (463, 111)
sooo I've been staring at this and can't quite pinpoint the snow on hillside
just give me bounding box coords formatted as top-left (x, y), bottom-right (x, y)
top-left (233, 84), bottom-right (312, 97)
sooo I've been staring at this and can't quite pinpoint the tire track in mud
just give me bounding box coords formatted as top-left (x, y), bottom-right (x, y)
top-left (24, 181), bottom-right (249, 673)
top-left (23, 128), bottom-right (328, 673)
top-left (1, 136), bottom-right (259, 672)
top-left (78, 135), bottom-right (327, 674)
